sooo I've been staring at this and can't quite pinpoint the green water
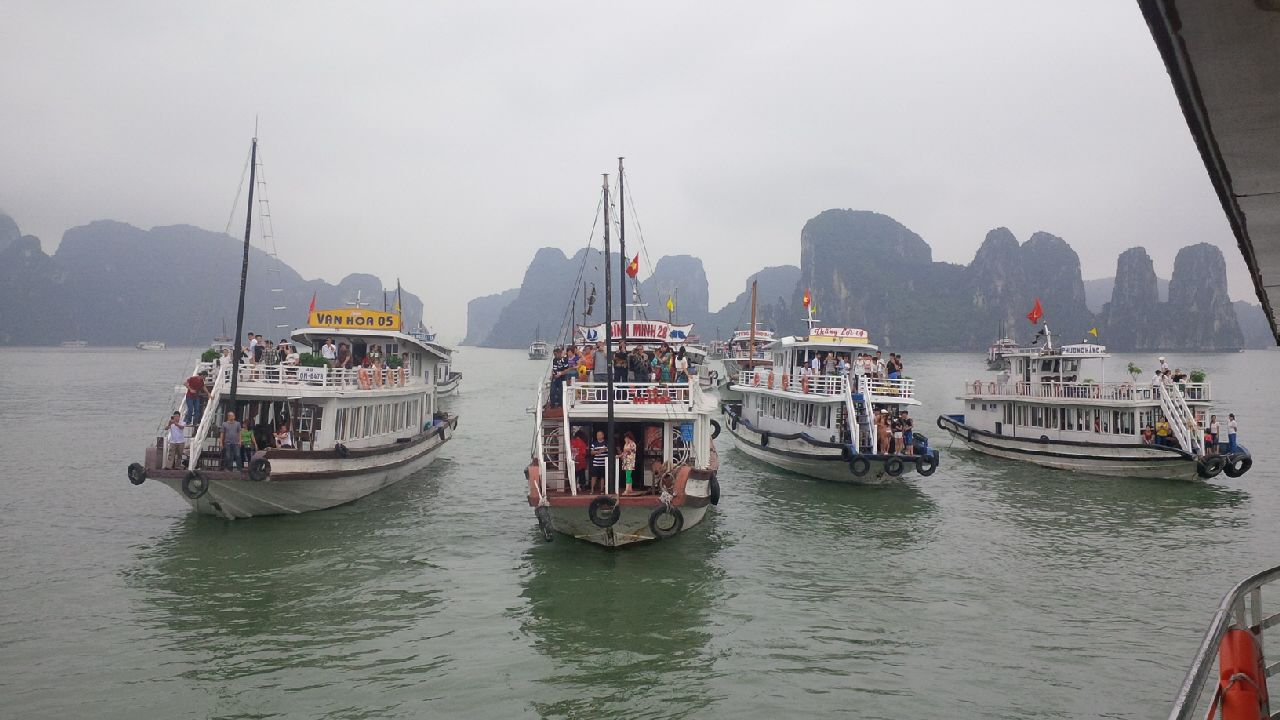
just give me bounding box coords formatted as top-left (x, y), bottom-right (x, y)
top-left (0, 346), bottom-right (1275, 718)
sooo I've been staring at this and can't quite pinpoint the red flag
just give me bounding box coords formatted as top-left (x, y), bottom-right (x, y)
top-left (626, 254), bottom-right (639, 279)
top-left (802, 288), bottom-right (811, 309)
top-left (308, 291), bottom-right (317, 315)
top-left (1026, 298), bottom-right (1043, 325)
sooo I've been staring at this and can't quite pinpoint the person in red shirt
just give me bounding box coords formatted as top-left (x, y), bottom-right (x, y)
top-left (184, 371), bottom-right (210, 424)
top-left (570, 430), bottom-right (588, 492)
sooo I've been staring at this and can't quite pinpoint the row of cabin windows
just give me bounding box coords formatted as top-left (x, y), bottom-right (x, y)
top-left (334, 398), bottom-right (422, 442)
top-left (973, 402), bottom-right (1137, 435)
top-left (753, 395), bottom-right (833, 428)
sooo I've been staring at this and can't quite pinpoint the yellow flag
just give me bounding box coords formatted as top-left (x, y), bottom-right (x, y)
top-left (666, 296), bottom-right (675, 313)
top-left (1088, 327), bottom-right (1098, 337)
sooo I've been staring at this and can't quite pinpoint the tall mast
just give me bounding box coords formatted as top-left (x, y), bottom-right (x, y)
top-left (602, 173), bottom-right (616, 494)
top-left (227, 136), bottom-right (257, 414)
top-left (747, 279), bottom-right (758, 371)
top-left (618, 157), bottom-right (627, 349)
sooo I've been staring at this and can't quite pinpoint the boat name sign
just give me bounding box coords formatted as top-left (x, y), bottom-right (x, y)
top-left (309, 309), bottom-right (402, 331)
top-left (807, 327), bottom-right (869, 343)
top-left (579, 321), bottom-right (694, 343)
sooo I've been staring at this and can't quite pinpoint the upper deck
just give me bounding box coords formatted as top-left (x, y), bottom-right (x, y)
top-left (737, 368), bottom-right (919, 405)
top-left (193, 359), bottom-right (431, 399)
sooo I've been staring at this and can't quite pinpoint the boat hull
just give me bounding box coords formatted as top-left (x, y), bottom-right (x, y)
top-left (437, 372), bottom-right (462, 396)
top-left (150, 419), bottom-right (456, 518)
top-left (935, 414), bottom-right (1203, 480)
top-left (724, 413), bottom-right (931, 485)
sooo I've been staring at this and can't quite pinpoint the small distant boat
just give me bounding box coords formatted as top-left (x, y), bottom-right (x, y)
top-left (409, 322), bottom-right (462, 396)
top-left (528, 340), bottom-right (550, 360)
top-left (212, 318), bottom-right (233, 352)
top-left (60, 340), bottom-right (89, 348)
top-left (136, 340), bottom-right (167, 351)
top-left (986, 321), bottom-right (1020, 370)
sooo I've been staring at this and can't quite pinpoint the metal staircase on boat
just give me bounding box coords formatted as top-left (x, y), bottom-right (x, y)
top-left (185, 367), bottom-right (229, 471)
top-left (855, 376), bottom-right (878, 454)
top-left (1157, 381), bottom-right (1199, 454)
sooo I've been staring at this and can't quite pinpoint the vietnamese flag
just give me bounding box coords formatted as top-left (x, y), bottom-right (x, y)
top-left (308, 291), bottom-right (317, 314)
top-left (1026, 298), bottom-right (1044, 325)
top-left (626, 254), bottom-right (639, 279)
top-left (802, 288), bottom-right (811, 309)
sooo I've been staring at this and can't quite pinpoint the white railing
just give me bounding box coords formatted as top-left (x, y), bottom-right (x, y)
top-left (862, 377), bottom-right (916, 399)
top-left (533, 384), bottom-right (547, 499)
top-left (562, 396), bottom-right (576, 496)
top-left (963, 379), bottom-right (1210, 403)
top-left (738, 369), bottom-right (848, 396)
top-left (566, 381), bottom-right (694, 408)
top-left (1158, 381), bottom-right (1199, 454)
top-left (186, 367), bottom-right (228, 471)
top-left (197, 361), bottom-right (423, 391)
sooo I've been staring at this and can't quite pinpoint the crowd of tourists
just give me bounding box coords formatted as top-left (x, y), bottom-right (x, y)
top-left (794, 349), bottom-right (905, 383)
top-left (547, 342), bottom-right (695, 407)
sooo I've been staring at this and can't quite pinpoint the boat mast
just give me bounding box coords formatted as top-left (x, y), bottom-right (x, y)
top-left (227, 136), bottom-right (257, 415)
top-left (602, 173), bottom-right (617, 492)
top-left (747, 279), bottom-right (758, 371)
top-left (618, 157), bottom-right (627, 350)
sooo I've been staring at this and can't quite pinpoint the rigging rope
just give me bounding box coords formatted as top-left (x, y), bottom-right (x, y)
top-left (553, 194), bottom-right (604, 350)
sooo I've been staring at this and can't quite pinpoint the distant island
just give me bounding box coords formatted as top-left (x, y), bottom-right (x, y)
top-left (0, 213), bottom-right (425, 346)
top-left (465, 209), bottom-right (1274, 352)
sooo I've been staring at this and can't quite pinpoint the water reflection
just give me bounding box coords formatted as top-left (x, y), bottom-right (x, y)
top-left (124, 468), bottom-right (450, 690)
top-left (517, 530), bottom-right (725, 719)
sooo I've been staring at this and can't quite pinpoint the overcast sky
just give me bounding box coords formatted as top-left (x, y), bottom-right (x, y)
top-left (1, 1), bottom-right (1253, 341)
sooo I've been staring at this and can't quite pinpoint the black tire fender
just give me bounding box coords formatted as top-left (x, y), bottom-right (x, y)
top-left (249, 457), bottom-right (272, 482)
top-left (937, 416), bottom-right (948, 431)
top-left (884, 457), bottom-right (905, 477)
top-left (648, 505), bottom-right (684, 539)
top-left (849, 456), bottom-right (871, 477)
top-left (840, 445), bottom-right (853, 462)
top-left (336, 443), bottom-right (350, 459)
top-left (181, 470), bottom-right (209, 499)
top-left (708, 475), bottom-right (720, 506)
top-left (588, 496), bottom-right (621, 528)
top-left (916, 453), bottom-right (938, 477)
top-left (535, 505), bottom-right (554, 542)
top-left (730, 415), bottom-right (739, 431)
top-left (759, 432), bottom-right (770, 447)
top-left (709, 419), bottom-right (721, 440)
top-left (127, 462), bottom-right (147, 486)
top-left (1223, 455), bottom-right (1253, 478)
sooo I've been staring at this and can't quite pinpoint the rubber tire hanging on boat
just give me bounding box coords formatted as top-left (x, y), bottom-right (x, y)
top-left (840, 445), bottom-right (854, 462)
top-left (849, 456), bottom-right (871, 477)
top-left (335, 443), bottom-right (350, 459)
top-left (1196, 455), bottom-right (1225, 479)
top-left (759, 432), bottom-right (770, 447)
top-left (916, 453), bottom-right (938, 477)
top-left (127, 462), bottom-right (147, 486)
top-left (588, 496), bottom-right (621, 528)
top-left (884, 457), bottom-right (905, 476)
top-left (708, 475), bottom-right (720, 506)
top-left (534, 505), bottom-right (554, 542)
top-left (249, 458), bottom-right (272, 482)
top-left (709, 420), bottom-right (721, 440)
top-left (181, 471), bottom-right (208, 499)
top-left (936, 416), bottom-right (948, 431)
top-left (1224, 455), bottom-right (1253, 478)
top-left (648, 505), bottom-right (684, 539)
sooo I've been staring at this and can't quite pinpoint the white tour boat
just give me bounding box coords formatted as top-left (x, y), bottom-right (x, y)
top-left (723, 325), bottom-right (938, 484)
top-left (136, 340), bottom-right (167, 351)
top-left (60, 340), bottom-right (88, 348)
top-left (408, 323), bottom-right (461, 396)
top-left (525, 166), bottom-right (720, 547)
top-left (936, 329), bottom-right (1253, 481)
top-left (528, 339), bottom-right (550, 360)
top-left (125, 136), bottom-right (457, 517)
top-left (720, 324), bottom-right (774, 381)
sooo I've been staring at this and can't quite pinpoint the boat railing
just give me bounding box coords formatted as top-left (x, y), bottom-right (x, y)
top-left (1168, 565), bottom-right (1280, 720)
top-left (738, 369), bottom-right (847, 396)
top-left (862, 377), bottom-right (915, 399)
top-left (728, 349), bottom-right (770, 361)
top-left (185, 366), bottom-right (229, 471)
top-left (198, 361), bottom-right (423, 390)
top-left (963, 379), bottom-right (1211, 402)
top-left (533, 383), bottom-right (548, 500)
top-left (565, 381), bottom-right (695, 408)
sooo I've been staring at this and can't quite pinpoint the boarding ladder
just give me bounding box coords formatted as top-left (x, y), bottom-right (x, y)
top-left (855, 375), bottom-right (878, 454)
top-left (533, 382), bottom-right (573, 493)
top-left (185, 366), bottom-right (229, 471)
top-left (1157, 380), bottom-right (1199, 454)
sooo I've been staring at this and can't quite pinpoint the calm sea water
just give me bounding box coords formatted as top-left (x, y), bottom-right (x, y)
top-left (0, 345), bottom-right (1276, 719)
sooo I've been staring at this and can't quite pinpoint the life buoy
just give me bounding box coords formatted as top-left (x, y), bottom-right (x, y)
top-left (127, 462), bottom-right (147, 486)
top-left (849, 456), bottom-right (871, 477)
top-left (1197, 455), bottom-right (1226, 479)
top-left (759, 432), bottom-right (770, 447)
top-left (708, 475), bottom-right (720, 506)
top-left (588, 496), bottom-right (621, 528)
top-left (535, 505), bottom-right (554, 542)
top-left (1224, 455), bottom-right (1253, 478)
top-left (753, 374), bottom-right (761, 386)
top-left (782, 373), bottom-right (790, 390)
top-left (884, 457), bottom-right (905, 476)
top-left (249, 457), bottom-right (272, 482)
top-left (1217, 628), bottom-right (1268, 720)
top-left (648, 505), bottom-right (684, 539)
top-left (181, 470), bottom-right (208, 499)
top-left (916, 453), bottom-right (937, 476)
top-left (357, 367), bottom-right (372, 390)
top-left (767, 373), bottom-right (774, 389)
top-left (336, 443), bottom-right (351, 458)
top-left (802, 375), bottom-right (810, 394)
top-left (709, 419), bottom-right (721, 439)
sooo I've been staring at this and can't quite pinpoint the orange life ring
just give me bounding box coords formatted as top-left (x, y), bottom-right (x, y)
top-left (357, 367), bottom-right (372, 390)
top-left (782, 373), bottom-right (790, 390)
top-left (801, 375), bottom-right (810, 394)
top-left (753, 374), bottom-right (761, 387)
top-left (767, 373), bottom-right (774, 389)
top-left (1218, 628), bottom-right (1268, 720)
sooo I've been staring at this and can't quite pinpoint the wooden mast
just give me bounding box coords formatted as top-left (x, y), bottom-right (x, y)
top-left (747, 279), bottom-right (758, 371)
top-left (602, 174), bottom-right (617, 493)
top-left (227, 136), bottom-right (257, 414)
top-left (618, 157), bottom-right (627, 350)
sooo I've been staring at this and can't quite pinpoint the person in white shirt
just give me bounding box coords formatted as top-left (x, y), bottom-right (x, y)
top-left (1209, 414), bottom-right (1221, 455)
top-left (165, 412), bottom-right (186, 469)
top-left (321, 338), bottom-right (337, 366)
top-left (1158, 356), bottom-right (1170, 373)
top-left (809, 354), bottom-right (821, 372)
top-left (1228, 414), bottom-right (1239, 453)
top-left (282, 343), bottom-right (300, 366)
top-left (275, 422), bottom-right (295, 449)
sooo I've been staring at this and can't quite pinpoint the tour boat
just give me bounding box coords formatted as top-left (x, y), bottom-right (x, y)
top-left (936, 328), bottom-right (1253, 481)
top-left (125, 135), bottom-right (457, 518)
top-left (720, 324), bottom-right (774, 381)
top-left (1166, 566), bottom-right (1280, 720)
top-left (408, 323), bottom-right (462, 396)
top-left (528, 339), bottom-right (550, 360)
top-left (136, 340), bottom-right (167, 351)
top-left (722, 324), bottom-right (939, 484)
top-left (986, 322), bottom-right (1020, 370)
top-left (525, 163), bottom-right (720, 547)
top-left (60, 340), bottom-right (88, 348)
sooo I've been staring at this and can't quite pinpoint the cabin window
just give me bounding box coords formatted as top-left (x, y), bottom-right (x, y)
top-left (297, 405), bottom-right (322, 448)
top-left (1003, 404), bottom-right (1013, 425)
top-left (335, 408), bottom-right (347, 441)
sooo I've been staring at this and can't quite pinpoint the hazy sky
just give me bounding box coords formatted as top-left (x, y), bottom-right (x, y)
top-left (1, 1), bottom-right (1252, 341)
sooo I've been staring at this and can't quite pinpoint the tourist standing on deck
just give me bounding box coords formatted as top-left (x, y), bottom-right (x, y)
top-left (900, 411), bottom-right (914, 456)
top-left (550, 347), bottom-right (572, 407)
top-left (221, 411), bottom-right (243, 470)
top-left (629, 346), bottom-right (648, 383)
top-left (184, 371), bottom-right (209, 424)
top-left (165, 412), bottom-right (186, 469)
top-left (1228, 414), bottom-right (1239, 453)
top-left (321, 339), bottom-right (337, 367)
top-left (674, 348), bottom-right (690, 382)
top-left (1209, 415), bottom-right (1220, 454)
top-left (620, 431), bottom-right (638, 495)
top-left (590, 430), bottom-right (608, 493)
top-left (570, 430), bottom-right (588, 491)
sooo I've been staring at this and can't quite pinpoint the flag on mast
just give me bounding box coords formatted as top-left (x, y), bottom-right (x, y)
top-left (1088, 327), bottom-right (1098, 337)
top-left (666, 296), bottom-right (675, 313)
top-left (802, 288), bottom-right (811, 309)
top-left (308, 291), bottom-right (317, 315)
top-left (1026, 298), bottom-right (1044, 325)
top-left (626, 254), bottom-right (639, 279)
top-left (394, 278), bottom-right (402, 315)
